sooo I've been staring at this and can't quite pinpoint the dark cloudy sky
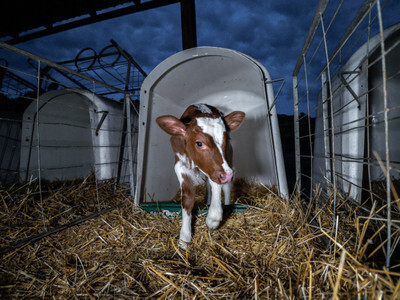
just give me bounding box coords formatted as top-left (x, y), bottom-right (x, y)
top-left (2, 0), bottom-right (400, 115)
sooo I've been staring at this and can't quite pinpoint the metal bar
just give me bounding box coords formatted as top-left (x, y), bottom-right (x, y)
top-left (125, 94), bottom-right (137, 204)
top-left (180, 0), bottom-right (197, 49)
top-left (95, 111), bottom-right (109, 136)
top-left (320, 12), bottom-right (338, 243)
top-left (265, 78), bottom-right (285, 114)
top-left (0, 42), bottom-right (127, 95)
top-left (0, 122), bottom-right (12, 181)
top-left (114, 46), bottom-right (133, 185)
top-left (111, 39), bottom-right (142, 186)
top-left (321, 71), bottom-right (332, 185)
top-left (110, 40), bottom-right (147, 78)
top-left (358, 216), bottom-right (400, 223)
top-left (5, 122), bottom-right (20, 184)
top-left (0, 202), bottom-right (125, 255)
top-left (293, 0), bottom-right (329, 77)
top-left (35, 61), bottom-right (46, 231)
top-left (110, 42), bottom-right (133, 92)
top-left (263, 70), bottom-right (286, 199)
top-left (2, 69), bottom-right (37, 91)
top-left (39, 65), bottom-right (68, 91)
top-left (293, 75), bottom-right (301, 192)
top-left (339, 71), bottom-right (361, 108)
top-left (303, 55), bottom-right (314, 200)
top-left (365, 9), bottom-right (376, 208)
top-left (51, 67), bottom-right (89, 90)
top-left (376, 0), bottom-right (391, 270)
top-left (57, 50), bottom-right (119, 66)
top-left (89, 85), bottom-right (102, 211)
top-left (5, 0), bottom-right (181, 45)
top-left (116, 98), bottom-right (128, 185)
top-left (0, 59), bottom-right (6, 87)
top-left (125, 60), bottom-right (132, 92)
top-left (327, 0), bottom-right (376, 69)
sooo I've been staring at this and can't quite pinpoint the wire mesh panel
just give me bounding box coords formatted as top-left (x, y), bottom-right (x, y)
top-left (0, 41), bottom-right (144, 253)
top-left (292, 0), bottom-right (400, 269)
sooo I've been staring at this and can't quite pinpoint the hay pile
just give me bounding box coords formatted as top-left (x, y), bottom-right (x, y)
top-left (0, 179), bottom-right (399, 298)
top-left (0, 177), bottom-right (123, 243)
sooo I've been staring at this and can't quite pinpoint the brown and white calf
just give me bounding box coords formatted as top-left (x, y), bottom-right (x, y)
top-left (156, 104), bottom-right (245, 248)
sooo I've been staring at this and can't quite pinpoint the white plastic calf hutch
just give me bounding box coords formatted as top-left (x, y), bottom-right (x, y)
top-left (20, 89), bottom-right (137, 184)
top-left (136, 47), bottom-right (288, 204)
top-left (312, 23), bottom-right (400, 202)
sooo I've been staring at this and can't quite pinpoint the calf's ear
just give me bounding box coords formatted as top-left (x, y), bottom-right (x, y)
top-left (156, 115), bottom-right (186, 136)
top-left (224, 111), bottom-right (245, 132)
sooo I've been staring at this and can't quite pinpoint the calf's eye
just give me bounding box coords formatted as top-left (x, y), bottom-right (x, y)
top-left (196, 141), bottom-right (203, 147)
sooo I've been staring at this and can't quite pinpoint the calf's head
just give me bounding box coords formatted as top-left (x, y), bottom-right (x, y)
top-left (156, 106), bottom-right (245, 184)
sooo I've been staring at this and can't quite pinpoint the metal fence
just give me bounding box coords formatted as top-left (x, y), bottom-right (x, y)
top-left (0, 41), bottom-right (145, 253)
top-left (292, 0), bottom-right (400, 269)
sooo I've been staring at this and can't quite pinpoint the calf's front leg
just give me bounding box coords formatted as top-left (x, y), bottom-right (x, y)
top-left (206, 181), bottom-right (223, 229)
top-left (207, 179), bottom-right (231, 205)
top-left (179, 175), bottom-right (195, 248)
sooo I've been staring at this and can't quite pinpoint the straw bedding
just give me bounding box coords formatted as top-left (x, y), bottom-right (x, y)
top-left (0, 178), bottom-right (399, 299)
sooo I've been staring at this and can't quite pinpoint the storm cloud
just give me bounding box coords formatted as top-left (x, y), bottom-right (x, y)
top-left (1, 0), bottom-right (399, 114)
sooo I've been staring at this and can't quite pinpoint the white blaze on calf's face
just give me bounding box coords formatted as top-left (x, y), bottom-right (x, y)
top-left (195, 117), bottom-right (232, 176)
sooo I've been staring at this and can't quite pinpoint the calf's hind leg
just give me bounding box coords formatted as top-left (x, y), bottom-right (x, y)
top-left (179, 175), bottom-right (195, 248)
top-left (222, 181), bottom-right (232, 205)
top-left (206, 179), bottom-right (212, 205)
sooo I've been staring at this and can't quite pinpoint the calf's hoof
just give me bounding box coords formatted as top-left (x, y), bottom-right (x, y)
top-left (206, 208), bottom-right (222, 229)
top-left (178, 240), bottom-right (189, 250)
top-left (206, 217), bottom-right (221, 229)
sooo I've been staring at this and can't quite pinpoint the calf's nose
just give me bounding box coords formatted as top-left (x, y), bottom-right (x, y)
top-left (220, 172), bottom-right (233, 184)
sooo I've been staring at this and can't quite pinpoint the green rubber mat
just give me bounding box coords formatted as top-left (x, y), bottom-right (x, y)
top-left (140, 203), bottom-right (249, 218)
